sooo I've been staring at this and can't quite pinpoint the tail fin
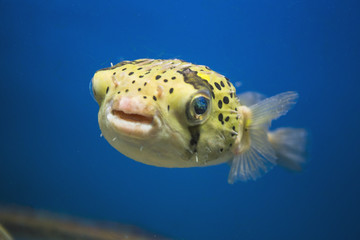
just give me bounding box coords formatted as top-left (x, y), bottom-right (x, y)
top-left (268, 128), bottom-right (307, 171)
top-left (228, 91), bottom-right (299, 183)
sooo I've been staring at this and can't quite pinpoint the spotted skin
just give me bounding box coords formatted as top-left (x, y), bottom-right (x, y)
top-left (92, 59), bottom-right (241, 167)
top-left (92, 58), bottom-right (307, 184)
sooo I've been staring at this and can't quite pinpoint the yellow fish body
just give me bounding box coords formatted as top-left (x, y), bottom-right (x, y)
top-left (91, 59), bottom-right (306, 183)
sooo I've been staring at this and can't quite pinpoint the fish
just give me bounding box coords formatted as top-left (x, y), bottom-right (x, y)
top-left (90, 59), bottom-right (307, 183)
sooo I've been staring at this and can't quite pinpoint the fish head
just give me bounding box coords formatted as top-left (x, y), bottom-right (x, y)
top-left (92, 59), bottom-right (238, 167)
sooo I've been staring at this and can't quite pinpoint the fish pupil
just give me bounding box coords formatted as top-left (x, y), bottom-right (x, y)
top-left (194, 96), bottom-right (208, 115)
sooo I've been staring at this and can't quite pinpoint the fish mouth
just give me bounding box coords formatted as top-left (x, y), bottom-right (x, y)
top-left (106, 97), bottom-right (159, 138)
top-left (111, 110), bottom-right (154, 124)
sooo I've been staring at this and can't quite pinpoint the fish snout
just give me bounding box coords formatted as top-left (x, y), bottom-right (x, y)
top-left (111, 96), bottom-right (155, 122)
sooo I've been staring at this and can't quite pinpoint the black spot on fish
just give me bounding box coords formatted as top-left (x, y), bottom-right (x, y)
top-left (125, 89), bottom-right (129, 92)
top-left (218, 100), bottom-right (223, 109)
top-left (132, 80), bottom-right (135, 84)
top-left (220, 81), bottom-right (225, 87)
top-left (231, 126), bottom-right (236, 137)
top-left (218, 113), bottom-right (223, 122)
top-left (209, 84), bottom-right (214, 90)
top-left (137, 67), bottom-right (143, 70)
top-left (122, 68), bottom-right (127, 71)
top-left (164, 79), bottom-right (168, 82)
top-left (113, 72), bottom-right (116, 75)
top-left (144, 82), bottom-right (147, 86)
top-left (211, 92), bottom-right (215, 99)
top-left (169, 88), bottom-right (174, 94)
top-left (225, 116), bottom-right (230, 122)
top-left (167, 105), bottom-right (170, 111)
top-left (129, 72), bottom-right (134, 76)
top-left (171, 76), bottom-right (176, 80)
top-left (223, 96), bottom-right (229, 104)
top-left (138, 88), bottom-right (141, 91)
top-left (155, 75), bottom-right (161, 80)
top-left (225, 77), bottom-right (231, 87)
top-left (153, 96), bottom-right (157, 101)
top-left (214, 82), bottom-right (221, 90)
top-left (139, 75), bottom-right (144, 78)
top-left (106, 86), bottom-right (109, 94)
top-left (117, 91), bottom-right (120, 94)
top-left (230, 92), bottom-right (233, 98)
top-left (143, 96), bottom-right (147, 99)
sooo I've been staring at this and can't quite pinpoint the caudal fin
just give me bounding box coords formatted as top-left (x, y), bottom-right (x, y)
top-left (268, 128), bottom-right (307, 171)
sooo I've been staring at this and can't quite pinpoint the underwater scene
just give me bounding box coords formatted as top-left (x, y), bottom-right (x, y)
top-left (1, 0), bottom-right (359, 239)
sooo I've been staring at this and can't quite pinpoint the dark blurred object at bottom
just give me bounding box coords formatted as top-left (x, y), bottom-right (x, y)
top-left (0, 206), bottom-right (170, 240)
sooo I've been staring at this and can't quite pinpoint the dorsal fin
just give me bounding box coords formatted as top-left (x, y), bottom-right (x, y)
top-left (237, 91), bottom-right (265, 106)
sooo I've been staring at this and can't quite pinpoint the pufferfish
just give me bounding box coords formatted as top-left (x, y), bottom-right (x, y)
top-left (91, 59), bottom-right (307, 183)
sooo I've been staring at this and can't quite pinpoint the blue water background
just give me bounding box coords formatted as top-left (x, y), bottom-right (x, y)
top-left (1, 0), bottom-right (359, 239)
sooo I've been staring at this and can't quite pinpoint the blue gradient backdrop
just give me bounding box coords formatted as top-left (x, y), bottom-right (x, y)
top-left (1, 0), bottom-right (359, 239)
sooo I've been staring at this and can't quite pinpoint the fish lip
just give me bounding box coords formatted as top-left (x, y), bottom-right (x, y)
top-left (105, 99), bottom-right (160, 138)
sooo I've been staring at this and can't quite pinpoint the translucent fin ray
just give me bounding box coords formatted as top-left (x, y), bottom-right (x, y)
top-left (269, 128), bottom-right (307, 171)
top-left (250, 91), bottom-right (298, 128)
top-left (228, 91), bottom-right (299, 183)
top-left (237, 91), bottom-right (265, 106)
top-left (228, 128), bottom-right (276, 183)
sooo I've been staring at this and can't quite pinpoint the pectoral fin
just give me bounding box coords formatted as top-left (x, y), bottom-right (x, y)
top-left (228, 91), bottom-right (299, 183)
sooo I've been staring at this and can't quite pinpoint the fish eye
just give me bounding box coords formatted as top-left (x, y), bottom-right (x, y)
top-left (186, 93), bottom-right (211, 125)
top-left (193, 96), bottom-right (208, 115)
